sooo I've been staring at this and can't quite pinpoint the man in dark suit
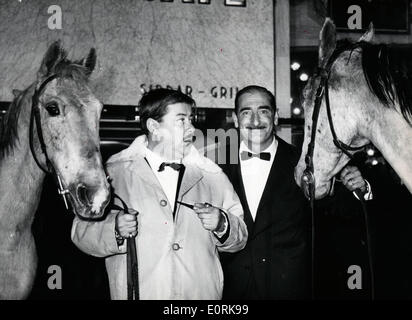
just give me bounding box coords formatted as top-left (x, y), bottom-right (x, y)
top-left (219, 85), bottom-right (310, 299)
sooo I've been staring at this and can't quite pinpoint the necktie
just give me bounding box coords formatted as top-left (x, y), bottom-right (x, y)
top-left (240, 151), bottom-right (271, 161)
top-left (158, 162), bottom-right (184, 172)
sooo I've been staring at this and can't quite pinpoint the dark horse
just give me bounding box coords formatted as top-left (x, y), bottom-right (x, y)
top-left (295, 19), bottom-right (412, 199)
top-left (0, 41), bottom-right (110, 299)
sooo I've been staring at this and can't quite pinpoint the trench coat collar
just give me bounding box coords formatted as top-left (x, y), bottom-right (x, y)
top-left (107, 135), bottom-right (221, 197)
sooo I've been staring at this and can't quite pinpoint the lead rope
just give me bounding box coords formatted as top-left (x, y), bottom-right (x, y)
top-left (354, 190), bottom-right (375, 300)
top-left (304, 66), bottom-right (374, 300)
top-left (309, 183), bottom-right (316, 300)
top-left (304, 70), bottom-right (327, 300)
top-left (110, 193), bottom-right (139, 300)
top-left (324, 80), bottom-right (375, 300)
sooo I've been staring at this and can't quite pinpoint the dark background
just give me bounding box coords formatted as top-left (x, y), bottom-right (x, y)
top-left (27, 136), bottom-right (412, 300)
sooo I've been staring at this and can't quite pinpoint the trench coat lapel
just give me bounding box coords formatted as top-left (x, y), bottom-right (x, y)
top-left (129, 158), bottom-right (174, 213)
top-left (130, 158), bottom-right (159, 188)
top-left (177, 165), bottom-right (203, 198)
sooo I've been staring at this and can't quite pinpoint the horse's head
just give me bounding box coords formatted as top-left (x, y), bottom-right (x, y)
top-left (32, 41), bottom-right (110, 219)
top-left (294, 19), bottom-right (372, 199)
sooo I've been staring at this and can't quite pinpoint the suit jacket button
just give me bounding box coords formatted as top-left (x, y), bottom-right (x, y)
top-left (172, 243), bottom-right (181, 251)
top-left (160, 199), bottom-right (167, 207)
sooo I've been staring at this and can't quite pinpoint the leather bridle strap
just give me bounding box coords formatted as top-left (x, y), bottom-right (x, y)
top-left (111, 193), bottom-right (139, 301)
top-left (29, 74), bottom-right (58, 174)
top-left (305, 67), bottom-right (365, 176)
top-left (304, 68), bottom-right (329, 192)
top-left (324, 80), bottom-right (365, 159)
top-left (304, 67), bottom-right (329, 300)
top-left (302, 68), bottom-right (329, 299)
top-left (29, 74), bottom-right (71, 210)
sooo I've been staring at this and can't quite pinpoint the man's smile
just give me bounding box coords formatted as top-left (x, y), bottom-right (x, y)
top-left (245, 126), bottom-right (267, 130)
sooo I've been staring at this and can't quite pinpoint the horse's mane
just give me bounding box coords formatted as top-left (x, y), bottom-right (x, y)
top-left (0, 95), bottom-right (24, 159)
top-left (0, 53), bottom-right (90, 160)
top-left (333, 39), bottom-right (412, 125)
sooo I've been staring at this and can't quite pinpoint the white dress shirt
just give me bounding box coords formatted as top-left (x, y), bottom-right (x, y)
top-left (239, 138), bottom-right (278, 220)
top-left (145, 147), bottom-right (181, 210)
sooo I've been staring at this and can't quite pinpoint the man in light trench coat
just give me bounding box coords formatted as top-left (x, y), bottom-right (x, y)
top-left (71, 88), bottom-right (248, 300)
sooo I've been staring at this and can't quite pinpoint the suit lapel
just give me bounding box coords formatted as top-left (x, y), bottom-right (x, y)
top-left (226, 145), bottom-right (254, 235)
top-left (236, 162), bottom-right (255, 235)
top-left (252, 141), bottom-right (289, 237)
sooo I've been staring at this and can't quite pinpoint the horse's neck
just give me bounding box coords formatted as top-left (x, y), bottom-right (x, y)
top-left (0, 93), bottom-right (45, 227)
top-left (368, 108), bottom-right (412, 193)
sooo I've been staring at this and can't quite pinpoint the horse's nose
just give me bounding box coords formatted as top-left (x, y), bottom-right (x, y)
top-left (76, 184), bottom-right (93, 207)
top-left (76, 183), bottom-right (110, 217)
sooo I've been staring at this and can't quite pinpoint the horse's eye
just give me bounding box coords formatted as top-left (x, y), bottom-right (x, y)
top-left (45, 102), bottom-right (60, 116)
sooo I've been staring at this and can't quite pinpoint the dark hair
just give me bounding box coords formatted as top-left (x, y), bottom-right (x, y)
top-left (138, 88), bottom-right (195, 135)
top-left (234, 85), bottom-right (276, 114)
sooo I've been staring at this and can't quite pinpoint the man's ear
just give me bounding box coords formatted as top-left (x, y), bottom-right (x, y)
top-left (274, 108), bottom-right (279, 126)
top-left (146, 118), bottom-right (159, 134)
top-left (232, 111), bottom-right (239, 128)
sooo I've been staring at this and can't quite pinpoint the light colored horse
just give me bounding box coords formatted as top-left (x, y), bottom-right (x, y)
top-left (0, 41), bottom-right (110, 299)
top-left (295, 19), bottom-right (412, 199)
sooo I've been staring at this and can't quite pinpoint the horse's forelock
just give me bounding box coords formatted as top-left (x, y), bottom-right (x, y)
top-left (52, 60), bottom-right (90, 84)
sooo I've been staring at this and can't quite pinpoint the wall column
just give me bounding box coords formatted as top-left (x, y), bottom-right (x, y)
top-left (275, 0), bottom-right (291, 143)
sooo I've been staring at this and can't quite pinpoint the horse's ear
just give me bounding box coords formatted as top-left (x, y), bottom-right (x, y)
top-left (359, 22), bottom-right (374, 43)
top-left (81, 48), bottom-right (97, 76)
top-left (319, 18), bottom-right (337, 69)
top-left (12, 89), bottom-right (22, 98)
top-left (37, 40), bottom-right (67, 79)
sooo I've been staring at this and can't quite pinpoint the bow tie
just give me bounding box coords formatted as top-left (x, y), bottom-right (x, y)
top-left (158, 162), bottom-right (184, 172)
top-left (240, 151), bottom-right (271, 161)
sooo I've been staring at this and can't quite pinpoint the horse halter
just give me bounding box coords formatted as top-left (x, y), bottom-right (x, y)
top-left (29, 74), bottom-right (71, 210)
top-left (301, 57), bottom-right (365, 201)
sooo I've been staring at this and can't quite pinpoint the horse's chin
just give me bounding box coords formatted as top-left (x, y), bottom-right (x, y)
top-left (295, 166), bottom-right (331, 200)
top-left (314, 181), bottom-right (332, 200)
top-left (73, 205), bottom-right (105, 220)
top-left (68, 193), bottom-right (108, 220)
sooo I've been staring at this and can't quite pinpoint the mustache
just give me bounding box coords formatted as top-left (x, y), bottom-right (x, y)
top-left (183, 135), bottom-right (194, 142)
top-left (245, 126), bottom-right (267, 130)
